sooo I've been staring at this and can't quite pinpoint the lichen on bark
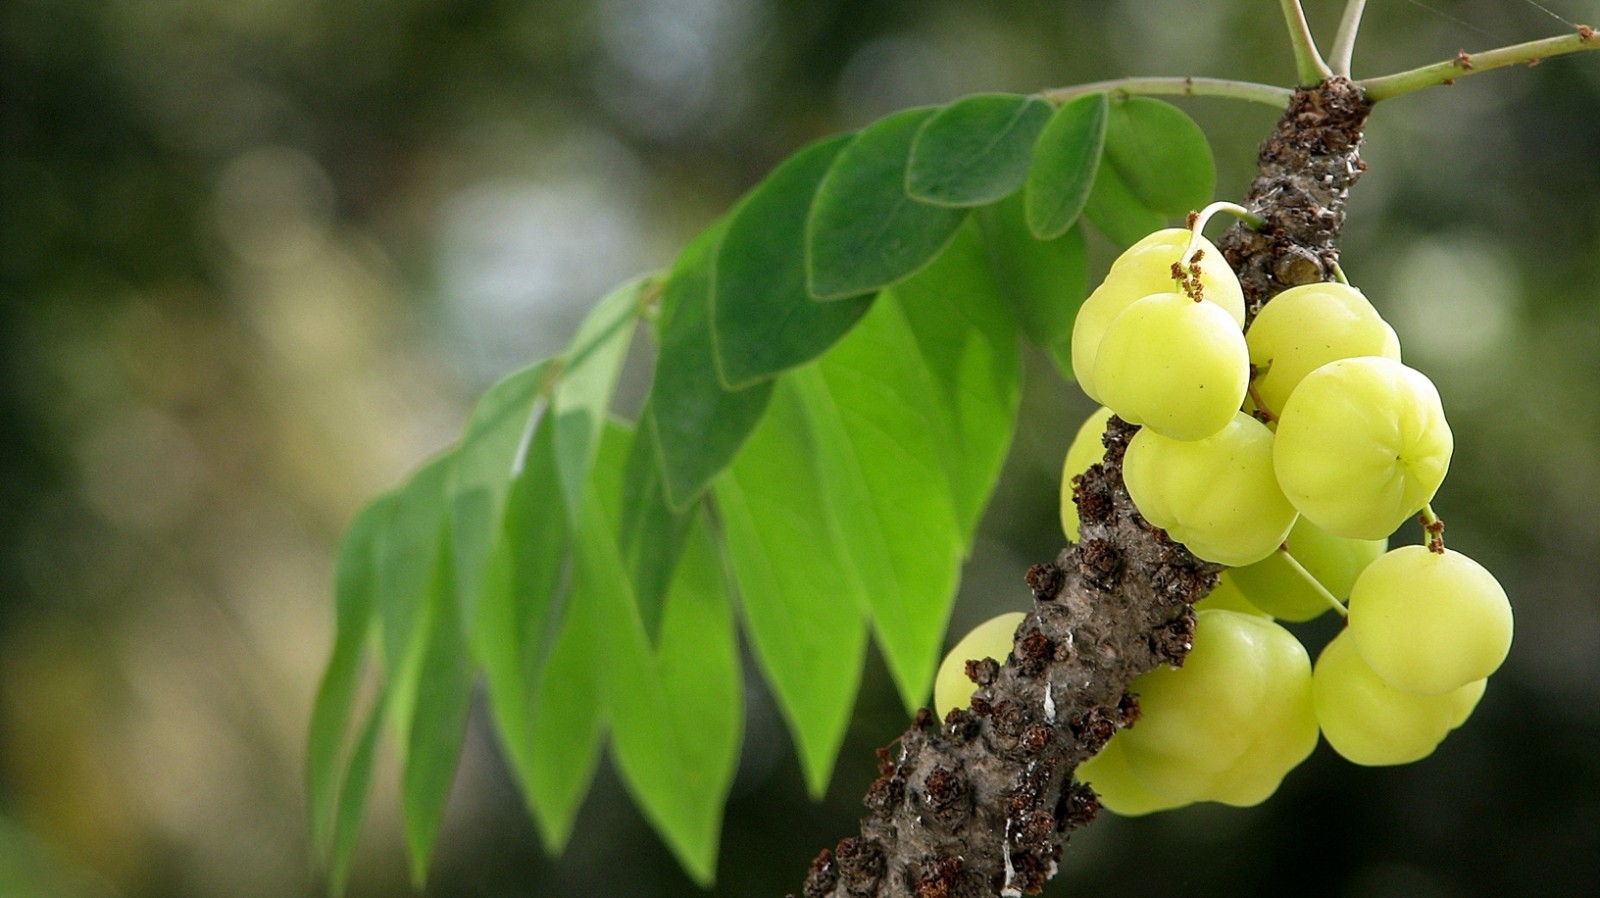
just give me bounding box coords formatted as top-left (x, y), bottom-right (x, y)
top-left (793, 78), bottom-right (1372, 898)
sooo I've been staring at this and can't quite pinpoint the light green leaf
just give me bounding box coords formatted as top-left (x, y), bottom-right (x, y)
top-left (797, 306), bottom-right (967, 712)
top-left (976, 192), bottom-right (1088, 378)
top-left (327, 689), bottom-right (387, 898)
top-left (1025, 92), bottom-right (1108, 239)
top-left (712, 134), bottom-right (876, 389)
top-left (892, 223), bottom-right (1022, 543)
top-left (1084, 156), bottom-right (1168, 247)
top-left (551, 279), bottom-right (642, 523)
top-left (375, 452), bottom-right (455, 748)
top-left (402, 531), bottom-right (473, 887)
top-left (650, 222), bottom-right (774, 508)
top-left (525, 586), bottom-right (607, 854)
top-left (309, 494), bottom-right (392, 857)
top-left (619, 412), bottom-right (693, 638)
top-left (807, 107), bottom-right (970, 300)
top-left (449, 361), bottom-right (550, 630)
top-left (576, 423), bottom-right (742, 885)
top-left (1102, 96), bottom-right (1215, 215)
top-left (906, 93), bottom-right (1053, 207)
top-left (714, 380), bottom-right (871, 796)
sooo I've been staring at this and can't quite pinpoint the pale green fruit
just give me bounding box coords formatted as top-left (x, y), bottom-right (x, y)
top-left (933, 612), bottom-right (1026, 718)
top-left (1229, 518), bottom-right (1386, 622)
top-left (1123, 412), bottom-right (1298, 566)
top-left (1348, 546), bottom-right (1513, 695)
top-left (1246, 282), bottom-right (1401, 417)
top-left (1094, 293), bottom-right (1249, 441)
top-left (1059, 406), bottom-right (1115, 542)
top-left (1274, 357), bottom-right (1452, 540)
top-left (1120, 610), bottom-right (1317, 804)
top-left (1313, 630), bottom-right (1485, 766)
top-left (1075, 734), bottom-right (1191, 816)
top-left (1071, 231), bottom-right (1244, 401)
top-left (1193, 572), bottom-right (1270, 618)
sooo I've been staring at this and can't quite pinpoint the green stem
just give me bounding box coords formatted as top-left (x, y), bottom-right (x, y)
top-left (1280, 0), bottom-right (1334, 84)
top-left (1329, 0), bottom-right (1368, 77)
top-left (1279, 548), bottom-right (1348, 617)
top-left (1419, 503), bottom-right (1447, 553)
top-left (1361, 28), bottom-right (1600, 102)
top-left (1041, 77), bottom-right (1293, 109)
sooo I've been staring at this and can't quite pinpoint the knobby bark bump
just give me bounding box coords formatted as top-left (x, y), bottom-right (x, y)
top-left (794, 78), bottom-right (1372, 898)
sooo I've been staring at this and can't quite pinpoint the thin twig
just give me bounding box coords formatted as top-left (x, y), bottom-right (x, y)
top-left (1330, 0), bottom-right (1368, 76)
top-left (1280, 0), bottom-right (1335, 84)
top-left (1041, 76), bottom-right (1293, 109)
top-left (1360, 27), bottom-right (1600, 102)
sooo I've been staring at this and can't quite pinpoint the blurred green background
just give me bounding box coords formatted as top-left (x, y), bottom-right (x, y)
top-left (3, 1), bottom-right (1598, 896)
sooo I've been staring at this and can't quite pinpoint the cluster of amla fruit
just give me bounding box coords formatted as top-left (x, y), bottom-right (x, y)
top-left (934, 210), bottom-right (1513, 815)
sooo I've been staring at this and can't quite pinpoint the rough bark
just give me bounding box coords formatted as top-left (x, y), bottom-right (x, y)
top-left (793, 78), bottom-right (1371, 898)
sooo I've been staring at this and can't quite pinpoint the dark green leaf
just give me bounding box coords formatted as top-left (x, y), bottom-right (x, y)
top-left (807, 107), bottom-right (970, 300)
top-left (551, 279), bottom-right (641, 522)
top-left (449, 361), bottom-right (550, 630)
top-left (796, 307), bottom-right (967, 711)
top-left (1084, 157), bottom-right (1168, 247)
top-left (714, 381), bottom-right (871, 796)
top-left (402, 533), bottom-right (473, 887)
top-left (1102, 96), bottom-right (1215, 215)
top-left (976, 192), bottom-right (1088, 378)
top-left (1025, 93), bottom-right (1108, 239)
top-left (650, 222), bottom-right (774, 508)
top-left (906, 93), bottom-right (1053, 207)
top-left (375, 452), bottom-right (455, 744)
top-left (327, 690), bottom-right (387, 898)
top-left (577, 423), bottom-right (742, 885)
top-left (619, 410), bottom-right (693, 638)
top-left (892, 223), bottom-right (1022, 542)
top-left (309, 494), bottom-right (392, 857)
top-left (712, 134), bottom-right (876, 389)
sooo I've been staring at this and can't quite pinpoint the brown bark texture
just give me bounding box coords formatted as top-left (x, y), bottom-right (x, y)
top-left (793, 78), bottom-right (1372, 898)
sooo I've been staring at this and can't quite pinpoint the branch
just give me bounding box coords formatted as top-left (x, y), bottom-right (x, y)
top-left (795, 79), bottom-right (1374, 898)
top-left (1329, 0), bottom-right (1368, 77)
top-left (1041, 76), bottom-right (1293, 109)
top-left (1280, 0), bottom-right (1334, 84)
top-left (1360, 26), bottom-right (1600, 102)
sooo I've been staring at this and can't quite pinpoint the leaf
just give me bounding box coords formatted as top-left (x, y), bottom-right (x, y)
top-left (402, 531), bottom-right (474, 887)
top-left (576, 423), bottom-right (742, 885)
top-left (906, 93), bottom-right (1053, 207)
top-left (327, 689), bottom-right (387, 897)
top-left (309, 494), bottom-right (392, 857)
top-left (551, 279), bottom-right (642, 523)
top-left (619, 410), bottom-right (693, 638)
top-left (797, 305), bottom-right (968, 711)
top-left (892, 223), bottom-right (1022, 543)
top-left (1083, 156), bottom-right (1168, 248)
top-left (449, 361), bottom-right (551, 631)
top-left (524, 586), bottom-right (608, 854)
top-left (714, 381), bottom-right (871, 796)
top-left (375, 452), bottom-right (455, 748)
top-left (976, 192), bottom-right (1088, 378)
top-left (1025, 92), bottom-right (1108, 239)
top-left (1102, 96), bottom-right (1215, 215)
top-left (650, 222), bottom-right (775, 508)
top-left (712, 134), bottom-right (876, 389)
top-left (807, 107), bottom-right (970, 300)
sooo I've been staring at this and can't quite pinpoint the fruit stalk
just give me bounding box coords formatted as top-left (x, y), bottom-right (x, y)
top-left (793, 80), bottom-right (1371, 898)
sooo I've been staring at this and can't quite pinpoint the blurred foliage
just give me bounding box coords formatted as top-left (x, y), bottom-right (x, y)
top-left (1, 1), bottom-right (1597, 897)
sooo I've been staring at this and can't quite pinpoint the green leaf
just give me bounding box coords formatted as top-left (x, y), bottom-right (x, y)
top-left (309, 494), bottom-right (392, 857)
top-left (906, 93), bottom-right (1053, 207)
top-left (619, 411), bottom-right (693, 638)
top-left (807, 107), bottom-right (970, 300)
top-left (1102, 96), bottom-right (1215, 215)
top-left (525, 586), bottom-right (608, 854)
top-left (976, 192), bottom-right (1088, 378)
top-left (796, 304), bottom-right (968, 711)
top-left (375, 452), bottom-right (455, 747)
top-left (402, 532), bottom-right (474, 887)
top-left (650, 222), bottom-right (774, 508)
top-left (1025, 92), bottom-right (1108, 239)
top-left (450, 361), bottom-right (551, 630)
top-left (892, 223), bottom-right (1022, 542)
top-left (327, 689), bottom-right (387, 897)
top-left (551, 279), bottom-right (642, 523)
top-left (1083, 157), bottom-right (1168, 248)
top-left (577, 423), bottom-right (742, 885)
top-left (712, 134), bottom-right (876, 389)
top-left (714, 380), bottom-right (871, 796)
